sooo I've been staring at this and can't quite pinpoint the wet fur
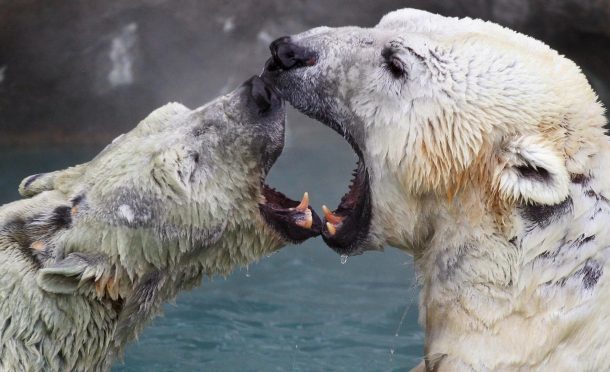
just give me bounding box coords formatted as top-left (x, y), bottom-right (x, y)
top-left (0, 90), bottom-right (287, 370)
top-left (271, 9), bottom-right (610, 370)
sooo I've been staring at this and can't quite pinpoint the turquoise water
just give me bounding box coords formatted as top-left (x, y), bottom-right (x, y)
top-left (0, 109), bottom-right (423, 371)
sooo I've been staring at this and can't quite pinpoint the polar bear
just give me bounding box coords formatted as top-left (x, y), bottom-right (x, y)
top-left (262, 9), bottom-right (610, 371)
top-left (0, 76), bottom-right (322, 371)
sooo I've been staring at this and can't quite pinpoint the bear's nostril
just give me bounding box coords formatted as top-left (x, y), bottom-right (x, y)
top-left (269, 37), bottom-right (317, 71)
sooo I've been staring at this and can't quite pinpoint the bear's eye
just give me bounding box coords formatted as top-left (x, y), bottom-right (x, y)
top-left (387, 57), bottom-right (406, 78)
top-left (381, 48), bottom-right (407, 79)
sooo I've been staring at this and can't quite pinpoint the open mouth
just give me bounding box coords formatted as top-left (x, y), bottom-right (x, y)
top-left (259, 187), bottom-right (322, 243)
top-left (248, 76), bottom-right (323, 243)
top-left (262, 39), bottom-right (373, 256)
top-left (321, 156), bottom-right (372, 256)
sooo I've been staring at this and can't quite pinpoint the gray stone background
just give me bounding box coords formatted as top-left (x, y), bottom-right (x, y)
top-left (0, 0), bottom-right (609, 144)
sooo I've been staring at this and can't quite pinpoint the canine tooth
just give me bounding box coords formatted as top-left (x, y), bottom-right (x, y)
top-left (326, 222), bottom-right (337, 236)
top-left (295, 209), bottom-right (313, 229)
top-left (322, 205), bottom-right (344, 224)
top-left (295, 192), bottom-right (309, 211)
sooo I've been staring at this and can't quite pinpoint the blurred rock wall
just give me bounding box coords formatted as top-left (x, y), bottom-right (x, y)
top-left (1, 0), bottom-right (608, 144)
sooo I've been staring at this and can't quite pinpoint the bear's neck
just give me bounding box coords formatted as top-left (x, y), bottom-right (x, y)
top-left (416, 176), bottom-right (610, 369)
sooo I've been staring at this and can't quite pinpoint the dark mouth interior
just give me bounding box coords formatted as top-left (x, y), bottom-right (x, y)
top-left (258, 128), bottom-right (371, 253)
top-left (335, 159), bottom-right (368, 215)
top-left (259, 59), bottom-right (372, 254)
top-left (319, 131), bottom-right (372, 256)
top-left (259, 183), bottom-right (322, 243)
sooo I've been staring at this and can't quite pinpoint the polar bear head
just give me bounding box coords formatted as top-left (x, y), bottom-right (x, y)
top-left (262, 9), bottom-right (608, 258)
top-left (14, 76), bottom-right (322, 344)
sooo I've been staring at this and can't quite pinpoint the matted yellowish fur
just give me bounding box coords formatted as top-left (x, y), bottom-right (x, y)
top-left (264, 8), bottom-right (610, 370)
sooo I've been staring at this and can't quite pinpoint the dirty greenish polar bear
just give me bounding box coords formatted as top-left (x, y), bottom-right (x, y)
top-left (263, 8), bottom-right (610, 371)
top-left (0, 76), bottom-right (322, 371)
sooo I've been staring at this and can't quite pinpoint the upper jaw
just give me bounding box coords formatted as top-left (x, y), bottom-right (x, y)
top-left (242, 75), bottom-right (323, 244)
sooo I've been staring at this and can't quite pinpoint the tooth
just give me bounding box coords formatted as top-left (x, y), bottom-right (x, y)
top-left (322, 205), bottom-right (331, 216)
top-left (322, 205), bottom-right (344, 225)
top-left (326, 222), bottom-right (337, 236)
top-left (295, 209), bottom-right (313, 229)
top-left (295, 192), bottom-right (309, 212)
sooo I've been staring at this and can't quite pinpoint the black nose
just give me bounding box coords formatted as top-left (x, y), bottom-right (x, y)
top-left (268, 36), bottom-right (317, 71)
top-left (246, 76), bottom-right (281, 113)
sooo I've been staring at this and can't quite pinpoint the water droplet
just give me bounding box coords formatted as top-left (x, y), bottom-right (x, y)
top-left (245, 265), bottom-right (250, 278)
top-left (390, 349), bottom-right (395, 355)
top-left (395, 333), bottom-right (399, 337)
top-left (340, 255), bottom-right (348, 264)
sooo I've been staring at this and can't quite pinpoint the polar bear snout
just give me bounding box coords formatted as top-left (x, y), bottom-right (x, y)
top-left (267, 36), bottom-right (317, 71)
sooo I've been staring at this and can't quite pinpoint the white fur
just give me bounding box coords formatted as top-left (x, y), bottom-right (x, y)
top-left (496, 135), bottom-right (570, 205)
top-left (1, 90), bottom-right (287, 370)
top-left (372, 11), bottom-right (609, 371)
top-left (284, 8), bottom-right (609, 370)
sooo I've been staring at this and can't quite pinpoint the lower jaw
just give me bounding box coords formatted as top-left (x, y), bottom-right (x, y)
top-left (321, 157), bottom-right (374, 256)
top-left (259, 185), bottom-right (323, 244)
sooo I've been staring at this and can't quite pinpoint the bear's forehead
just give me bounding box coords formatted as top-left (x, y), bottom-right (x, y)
top-left (373, 10), bottom-right (554, 58)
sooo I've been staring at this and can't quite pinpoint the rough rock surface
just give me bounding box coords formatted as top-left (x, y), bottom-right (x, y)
top-left (0, 0), bottom-right (608, 144)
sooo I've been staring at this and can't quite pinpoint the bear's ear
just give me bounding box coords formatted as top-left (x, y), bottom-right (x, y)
top-left (19, 164), bottom-right (87, 198)
top-left (496, 135), bottom-right (569, 205)
top-left (19, 171), bottom-right (59, 198)
top-left (37, 252), bottom-right (116, 297)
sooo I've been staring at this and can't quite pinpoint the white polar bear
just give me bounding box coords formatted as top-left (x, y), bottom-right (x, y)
top-left (263, 9), bottom-right (610, 371)
top-left (0, 76), bottom-right (321, 371)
